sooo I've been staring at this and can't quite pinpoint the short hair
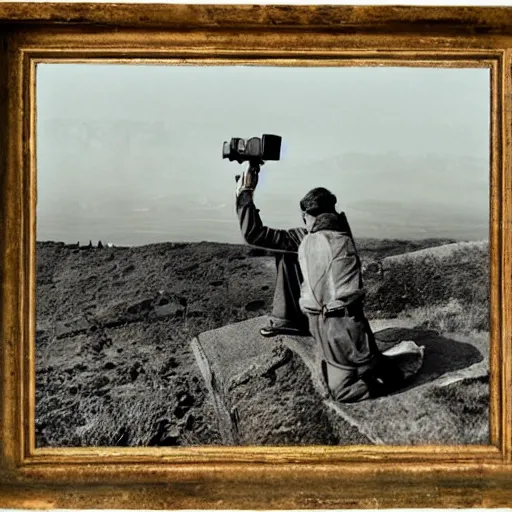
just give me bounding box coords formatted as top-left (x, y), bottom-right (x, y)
top-left (299, 187), bottom-right (337, 216)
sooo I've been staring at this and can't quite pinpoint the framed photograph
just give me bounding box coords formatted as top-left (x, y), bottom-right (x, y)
top-left (1, 3), bottom-right (512, 508)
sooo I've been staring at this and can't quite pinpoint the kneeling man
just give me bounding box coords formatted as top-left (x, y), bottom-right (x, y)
top-left (298, 187), bottom-right (407, 402)
top-left (235, 166), bottom-right (413, 402)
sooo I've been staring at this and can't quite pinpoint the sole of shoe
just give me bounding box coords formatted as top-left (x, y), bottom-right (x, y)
top-left (260, 327), bottom-right (309, 337)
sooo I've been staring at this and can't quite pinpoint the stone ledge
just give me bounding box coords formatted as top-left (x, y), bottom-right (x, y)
top-left (190, 316), bottom-right (489, 445)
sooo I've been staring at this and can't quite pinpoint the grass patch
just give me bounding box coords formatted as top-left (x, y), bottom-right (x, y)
top-left (397, 298), bottom-right (489, 334)
top-left (423, 376), bottom-right (489, 444)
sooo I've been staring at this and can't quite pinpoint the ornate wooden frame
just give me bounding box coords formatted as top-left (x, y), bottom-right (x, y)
top-left (1, 4), bottom-right (512, 509)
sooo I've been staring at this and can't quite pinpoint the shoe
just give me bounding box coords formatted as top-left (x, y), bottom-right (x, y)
top-left (361, 359), bottom-right (406, 398)
top-left (360, 369), bottom-right (386, 398)
top-left (260, 319), bottom-right (310, 337)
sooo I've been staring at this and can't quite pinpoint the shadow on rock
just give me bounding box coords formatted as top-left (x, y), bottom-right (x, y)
top-left (374, 327), bottom-right (484, 390)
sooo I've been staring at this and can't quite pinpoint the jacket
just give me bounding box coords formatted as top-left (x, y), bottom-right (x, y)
top-left (236, 191), bottom-right (305, 253)
top-left (298, 212), bottom-right (365, 315)
top-left (236, 190), bottom-right (355, 254)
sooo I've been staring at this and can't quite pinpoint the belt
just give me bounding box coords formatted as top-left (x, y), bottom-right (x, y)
top-left (321, 301), bottom-right (363, 318)
top-left (322, 305), bottom-right (340, 317)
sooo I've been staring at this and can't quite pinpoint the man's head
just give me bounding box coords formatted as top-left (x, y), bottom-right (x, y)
top-left (300, 187), bottom-right (337, 230)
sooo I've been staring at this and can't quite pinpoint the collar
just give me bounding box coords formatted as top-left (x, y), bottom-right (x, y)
top-left (310, 212), bottom-right (352, 235)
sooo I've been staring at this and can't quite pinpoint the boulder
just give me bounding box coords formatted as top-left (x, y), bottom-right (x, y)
top-left (191, 316), bottom-right (489, 445)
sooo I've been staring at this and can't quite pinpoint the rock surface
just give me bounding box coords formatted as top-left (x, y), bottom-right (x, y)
top-left (192, 316), bottom-right (489, 445)
top-left (192, 316), bottom-right (369, 445)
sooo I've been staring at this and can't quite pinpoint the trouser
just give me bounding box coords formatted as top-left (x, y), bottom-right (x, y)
top-left (270, 252), bottom-right (309, 329)
top-left (308, 310), bottom-right (406, 403)
top-left (307, 310), bottom-right (379, 403)
top-left (322, 359), bottom-right (373, 403)
top-left (321, 356), bottom-right (406, 403)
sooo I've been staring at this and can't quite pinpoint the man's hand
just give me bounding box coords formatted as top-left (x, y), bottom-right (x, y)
top-left (235, 163), bottom-right (260, 197)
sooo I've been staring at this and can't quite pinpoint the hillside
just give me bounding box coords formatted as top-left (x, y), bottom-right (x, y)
top-left (35, 238), bottom-right (489, 447)
top-left (364, 240), bottom-right (489, 329)
top-left (36, 241), bottom-right (280, 446)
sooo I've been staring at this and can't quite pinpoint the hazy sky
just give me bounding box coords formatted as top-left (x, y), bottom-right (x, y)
top-left (36, 64), bottom-right (490, 245)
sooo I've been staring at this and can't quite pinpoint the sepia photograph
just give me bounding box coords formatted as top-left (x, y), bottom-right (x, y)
top-left (35, 63), bottom-right (490, 448)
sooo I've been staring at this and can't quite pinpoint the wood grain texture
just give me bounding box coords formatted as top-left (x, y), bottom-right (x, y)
top-left (0, 4), bottom-right (511, 509)
top-left (4, 464), bottom-right (512, 509)
top-left (0, 4), bottom-right (509, 34)
top-left (489, 50), bottom-right (504, 454)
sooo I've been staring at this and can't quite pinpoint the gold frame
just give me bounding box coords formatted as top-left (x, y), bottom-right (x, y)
top-left (1, 4), bottom-right (512, 508)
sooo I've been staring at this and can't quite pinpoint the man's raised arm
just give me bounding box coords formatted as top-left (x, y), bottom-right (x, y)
top-left (235, 166), bottom-right (306, 253)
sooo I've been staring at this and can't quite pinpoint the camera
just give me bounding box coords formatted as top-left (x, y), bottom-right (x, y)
top-left (222, 134), bottom-right (282, 164)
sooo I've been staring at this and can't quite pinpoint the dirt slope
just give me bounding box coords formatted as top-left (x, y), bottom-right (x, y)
top-left (36, 241), bottom-right (277, 446)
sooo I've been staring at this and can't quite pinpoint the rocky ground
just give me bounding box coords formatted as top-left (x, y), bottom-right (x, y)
top-left (35, 237), bottom-right (489, 447)
top-left (36, 241), bottom-right (283, 446)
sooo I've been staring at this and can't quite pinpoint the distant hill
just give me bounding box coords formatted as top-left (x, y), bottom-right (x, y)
top-left (381, 240), bottom-right (488, 266)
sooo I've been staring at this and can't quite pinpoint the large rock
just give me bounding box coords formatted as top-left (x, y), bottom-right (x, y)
top-left (191, 316), bottom-right (281, 444)
top-left (191, 316), bottom-right (372, 444)
top-left (191, 316), bottom-right (489, 445)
